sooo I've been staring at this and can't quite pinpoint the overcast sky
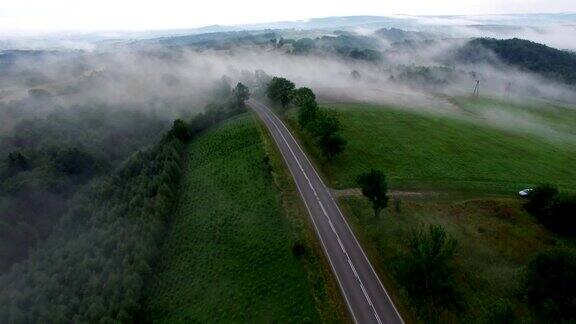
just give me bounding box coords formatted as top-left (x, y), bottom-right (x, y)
top-left (1, 0), bottom-right (575, 34)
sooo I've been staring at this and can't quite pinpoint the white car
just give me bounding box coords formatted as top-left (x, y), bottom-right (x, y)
top-left (518, 189), bottom-right (533, 197)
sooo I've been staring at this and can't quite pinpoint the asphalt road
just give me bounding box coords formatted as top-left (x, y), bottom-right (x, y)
top-left (249, 99), bottom-right (404, 324)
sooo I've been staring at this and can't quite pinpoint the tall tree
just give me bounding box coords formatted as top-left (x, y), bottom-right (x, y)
top-left (357, 169), bottom-right (389, 217)
top-left (401, 225), bottom-right (458, 312)
top-left (290, 87), bottom-right (316, 107)
top-left (524, 248), bottom-right (576, 321)
top-left (267, 77), bottom-right (295, 108)
top-left (318, 133), bottom-right (346, 160)
top-left (233, 82), bottom-right (250, 107)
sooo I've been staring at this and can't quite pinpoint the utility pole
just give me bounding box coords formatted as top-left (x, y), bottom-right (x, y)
top-left (473, 80), bottom-right (480, 98)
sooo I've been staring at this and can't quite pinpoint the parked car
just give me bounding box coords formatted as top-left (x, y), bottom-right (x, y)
top-left (518, 188), bottom-right (533, 197)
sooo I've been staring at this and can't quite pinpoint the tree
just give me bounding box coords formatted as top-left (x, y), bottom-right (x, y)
top-left (356, 169), bottom-right (389, 217)
top-left (267, 77), bottom-right (295, 108)
top-left (400, 225), bottom-right (458, 310)
top-left (318, 133), bottom-right (346, 160)
top-left (4, 152), bottom-right (31, 178)
top-left (309, 109), bottom-right (341, 138)
top-left (525, 184), bottom-right (558, 217)
top-left (525, 184), bottom-right (576, 236)
top-left (298, 102), bottom-right (319, 129)
top-left (233, 82), bottom-right (250, 107)
top-left (169, 119), bottom-right (191, 142)
top-left (524, 248), bottom-right (576, 321)
top-left (290, 87), bottom-right (316, 107)
top-left (292, 38), bottom-right (315, 54)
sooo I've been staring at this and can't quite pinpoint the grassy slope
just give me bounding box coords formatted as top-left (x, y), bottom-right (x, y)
top-left (287, 99), bottom-right (576, 321)
top-left (142, 115), bottom-right (335, 323)
top-left (303, 102), bottom-right (576, 193)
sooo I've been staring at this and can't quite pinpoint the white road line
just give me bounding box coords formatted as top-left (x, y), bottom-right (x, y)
top-left (257, 101), bottom-right (405, 324)
top-left (251, 101), bottom-right (383, 324)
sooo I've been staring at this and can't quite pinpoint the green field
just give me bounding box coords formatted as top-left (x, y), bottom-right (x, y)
top-left (287, 98), bottom-right (576, 322)
top-left (142, 115), bottom-right (338, 323)
top-left (297, 101), bottom-right (576, 193)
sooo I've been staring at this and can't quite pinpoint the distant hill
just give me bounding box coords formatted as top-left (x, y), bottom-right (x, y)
top-left (374, 28), bottom-right (435, 43)
top-left (133, 31), bottom-right (278, 49)
top-left (456, 38), bottom-right (576, 85)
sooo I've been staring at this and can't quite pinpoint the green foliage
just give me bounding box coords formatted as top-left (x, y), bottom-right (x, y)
top-left (168, 119), bottom-right (191, 142)
top-left (266, 77), bottom-right (295, 108)
top-left (399, 225), bottom-right (458, 313)
top-left (0, 97), bottom-right (245, 322)
top-left (142, 116), bottom-right (320, 323)
top-left (456, 38), bottom-right (576, 85)
top-left (233, 82), bottom-right (250, 106)
top-left (357, 169), bottom-right (389, 217)
top-left (292, 38), bottom-right (316, 54)
top-left (309, 109), bottom-right (342, 138)
top-left (525, 184), bottom-right (559, 216)
top-left (308, 109), bottom-right (347, 160)
top-left (298, 102), bottom-right (319, 130)
top-left (524, 248), bottom-right (576, 321)
top-left (0, 129), bottom-right (185, 323)
top-left (318, 133), bottom-right (347, 160)
top-left (290, 87), bottom-right (316, 108)
top-left (525, 184), bottom-right (576, 236)
top-left (51, 147), bottom-right (100, 178)
top-left (0, 105), bottom-right (168, 272)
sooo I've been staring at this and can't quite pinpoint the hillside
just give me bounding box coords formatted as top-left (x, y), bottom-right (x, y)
top-left (456, 38), bottom-right (576, 85)
top-left (293, 101), bottom-right (576, 193)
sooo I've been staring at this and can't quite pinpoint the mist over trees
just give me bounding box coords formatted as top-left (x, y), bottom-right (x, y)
top-left (0, 86), bottom-right (247, 322)
top-left (456, 38), bottom-right (576, 85)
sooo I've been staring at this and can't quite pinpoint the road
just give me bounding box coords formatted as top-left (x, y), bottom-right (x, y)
top-left (249, 99), bottom-right (404, 324)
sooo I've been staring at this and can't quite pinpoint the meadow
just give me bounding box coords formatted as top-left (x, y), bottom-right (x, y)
top-left (141, 115), bottom-right (339, 323)
top-left (294, 101), bottom-right (576, 194)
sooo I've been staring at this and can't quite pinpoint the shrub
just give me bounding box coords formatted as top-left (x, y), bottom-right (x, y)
top-left (399, 224), bottom-right (458, 310)
top-left (524, 248), bottom-right (576, 321)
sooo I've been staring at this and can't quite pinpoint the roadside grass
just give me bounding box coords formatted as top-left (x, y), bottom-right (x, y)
top-left (288, 102), bottom-right (576, 194)
top-left (257, 120), bottom-right (349, 323)
top-left (142, 115), bottom-right (327, 323)
top-left (284, 99), bottom-right (576, 322)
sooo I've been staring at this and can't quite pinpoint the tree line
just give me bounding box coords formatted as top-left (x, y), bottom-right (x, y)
top-left (0, 83), bottom-right (249, 323)
top-left (266, 76), bottom-right (347, 160)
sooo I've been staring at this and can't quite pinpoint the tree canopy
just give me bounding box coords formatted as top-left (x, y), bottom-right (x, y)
top-left (267, 77), bottom-right (295, 108)
top-left (356, 169), bottom-right (389, 217)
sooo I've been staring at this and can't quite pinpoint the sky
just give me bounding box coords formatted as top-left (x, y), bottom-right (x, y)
top-left (1, 0), bottom-right (575, 35)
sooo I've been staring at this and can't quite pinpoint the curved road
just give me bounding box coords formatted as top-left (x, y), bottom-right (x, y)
top-left (249, 99), bottom-right (404, 324)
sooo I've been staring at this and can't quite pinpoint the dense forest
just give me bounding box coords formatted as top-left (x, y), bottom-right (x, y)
top-left (456, 38), bottom-right (576, 85)
top-left (0, 102), bottom-right (171, 272)
top-left (0, 86), bottom-right (248, 322)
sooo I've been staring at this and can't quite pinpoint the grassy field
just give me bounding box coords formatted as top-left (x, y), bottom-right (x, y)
top-left (293, 101), bottom-right (576, 193)
top-left (286, 98), bottom-right (576, 322)
top-left (142, 115), bottom-right (343, 323)
top-left (340, 195), bottom-right (564, 322)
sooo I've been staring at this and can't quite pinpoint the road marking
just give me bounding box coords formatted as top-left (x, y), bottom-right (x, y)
top-left (250, 101), bottom-right (383, 324)
top-left (257, 101), bottom-right (405, 324)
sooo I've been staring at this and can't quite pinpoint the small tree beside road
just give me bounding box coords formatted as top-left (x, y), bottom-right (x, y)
top-left (357, 169), bottom-right (389, 217)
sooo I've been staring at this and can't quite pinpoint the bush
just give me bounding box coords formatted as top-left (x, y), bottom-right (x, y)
top-left (292, 242), bottom-right (306, 257)
top-left (525, 184), bottom-right (576, 235)
top-left (399, 225), bottom-right (458, 311)
top-left (524, 248), bottom-right (576, 321)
